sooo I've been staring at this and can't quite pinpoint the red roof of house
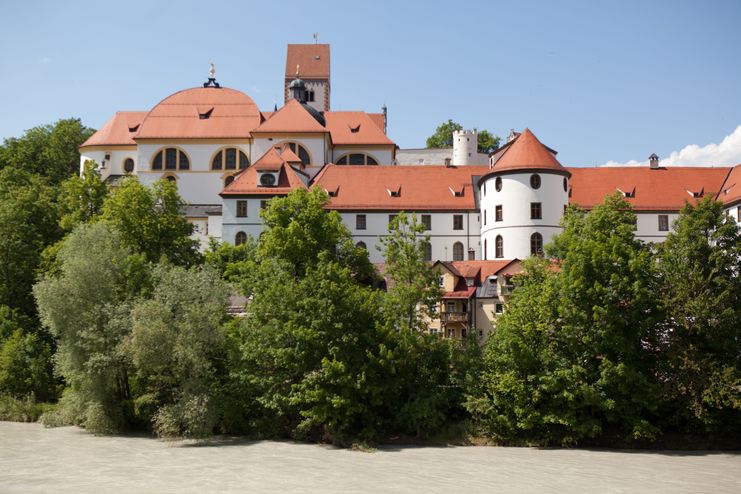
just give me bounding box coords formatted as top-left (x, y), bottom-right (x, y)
top-left (136, 87), bottom-right (261, 139)
top-left (445, 260), bottom-right (518, 284)
top-left (80, 111), bottom-right (147, 147)
top-left (325, 112), bottom-right (394, 146)
top-left (285, 44), bottom-right (330, 79)
top-left (221, 147), bottom-right (307, 196)
top-left (443, 287), bottom-right (477, 299)
top-left (313, 165), bottom-right (489, 211)
top-left (717, 164), bottom-right (741, 207)
top-left (567, 166), bottom-right (732, 210)
top-left (252, 99), bottom-right (326, 134)
top-left (491, 128), bottom-right (566, 173)
top-left (368, 113), bottom-right (385, 132)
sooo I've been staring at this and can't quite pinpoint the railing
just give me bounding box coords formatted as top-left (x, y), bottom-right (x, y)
top-left (443, 311), bottom-right (469, 323)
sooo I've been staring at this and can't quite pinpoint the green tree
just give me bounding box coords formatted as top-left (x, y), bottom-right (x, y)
top-left (204, 238), bottom-right (256, 282)
top-left (0, 118), bottom-right (95, 184)
top-left (0, 168), bottom-right (61, 318)
top-left (425, 119), bottom-right (501, 153)
top-left (0, 329), bottom-right (55, 401)
top-left (655, 197), bottom-right (741, 433)
top-left (58, 160), bottom-right (108, 231)
top-left (34, 222), bottom-right (148, 433)
top-left (379, 212), bottom-right (441, 333)
top-left (126, 265), bottom-right (230, 438)
top-left (101, 177), bottom-right (201, 266)
top-left (468, 197), bottom-right (660, 445)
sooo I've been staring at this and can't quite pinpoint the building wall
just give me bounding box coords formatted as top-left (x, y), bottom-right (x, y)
top-left (221, 197), bottom-right (274, 244)
top-left (480, 172), bottom-right (568, 260)
top-left (340, 210), bottom-right (481, 263)
top-left (80, 146), bottom-right (137, 178)
top-left (252, 136), bottom-right (326, 167)
top-left (634, 212), bottom-right (679, 243)
top-left (136, 142), bottom-right (250, 205)
top-left (331, 146), bottom-right (394, 165)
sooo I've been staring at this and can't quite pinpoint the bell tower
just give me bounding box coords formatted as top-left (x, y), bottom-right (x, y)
top-left (284, 42), bottom-right (330, 112)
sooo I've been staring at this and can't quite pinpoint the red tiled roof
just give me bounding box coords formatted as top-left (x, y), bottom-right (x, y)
top-left (368, 113), bottom-right (385, 132)
top-left (445, 260), bottom-right (518, 285)
top-left (443, 287), bottom-right (476, 299)
top-left (221, 147), bottom-right (307, 196)
top-left (491, 128), bottom-right (566, 173)
top-left (136, 87), bottom-right (260, 139)
top-left (285, 44), bottom-right (330, 79)
top-left (313, 165), bottom-right (489, 211)
top-left (325, 112), bottom-right (394, 146)
top-left (717, 164), bottom-right (741, 206)
top-left (80, 111), bottom-right (147, 147)
top-left (568, 166), bottom-right (732, 211)
top-left (252, 99), bottom-right (326, 134)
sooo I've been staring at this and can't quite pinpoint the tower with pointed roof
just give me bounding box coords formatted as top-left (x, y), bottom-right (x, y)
top-left (478, 128), bottom-right (571, 260)
top-left (284, 44), bottom-right (330, 112)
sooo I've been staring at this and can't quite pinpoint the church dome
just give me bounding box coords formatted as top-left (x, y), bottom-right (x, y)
top-left (136, 87), bottom-right (261, 139)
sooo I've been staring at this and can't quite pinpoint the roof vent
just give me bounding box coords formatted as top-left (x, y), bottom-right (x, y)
top-left (128, 124), bottom-right (140, 133)
top-left (687, 188), bottom-right (704, 198)
top-left (649, 153), bottom-right (659, 169)
top-left (349, 123), bottom-right (361, 133)
top-left (449, 185), bottom-right (464, 197)
top-left (387, 186), bottom-right (401, 197)
top-left (198, 107), bottom-right (214, 120)
top-left (325, 186), bottom-right (339, 197)
top-left (617, 186), bottom-right (636, 198)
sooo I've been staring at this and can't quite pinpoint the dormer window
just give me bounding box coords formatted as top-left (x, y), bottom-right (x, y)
top-left (198, 107), bottom-right (214, 119)
top-left (465, 277), bottom-right (475, 287)
top-left (387, 186), bottom-right (401, 197)
top-left (259, 172), bottom-right (277, 187)
top-left (349, 123), bottom-right (361, 133)
top-left (617, 187), bottom-right (635, 198)
top-left (449, 186), bottom-right (465, 197)
top-left (325, 186), bottom-right (339, 197)
top-left (686, 188), bottom-right (704, 198)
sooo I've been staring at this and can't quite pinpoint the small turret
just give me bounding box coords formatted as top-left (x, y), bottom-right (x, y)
top-left (452, 129), bottom-right (478, 167)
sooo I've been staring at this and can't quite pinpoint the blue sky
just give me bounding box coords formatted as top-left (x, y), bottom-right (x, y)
top-left (1, 0), bottom-right (740, 166)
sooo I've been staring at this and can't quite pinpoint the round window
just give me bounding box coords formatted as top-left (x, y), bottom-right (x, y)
top-left (495, 176), bottom-right (502, 192)
top-left (260, 173), bottom-right (276, 187)
top-left (530, 174), bottom-right (541, 189)
top-left (563, 177), bottom-right (568, 192)
top-left (123, 158), bottom-right (134, 174)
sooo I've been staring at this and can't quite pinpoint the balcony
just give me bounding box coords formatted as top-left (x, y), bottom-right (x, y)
top-left (442, 311), bottom-right (469, 323)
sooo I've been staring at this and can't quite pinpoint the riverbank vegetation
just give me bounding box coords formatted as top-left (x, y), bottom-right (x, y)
top-left (1, 120), bottom-right (739, 447)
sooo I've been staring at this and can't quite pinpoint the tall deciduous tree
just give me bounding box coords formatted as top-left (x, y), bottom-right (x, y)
top-left (379, 212), bottom-right (440, 333)
top-left (468, 196), bottom-right (661, 445)
top-left (101, 177), bottom-right (201, 267)
top-left (58, 160), bottom-right (108, 231)
top-left (655, 197), bottom-right (741, 432)
top-left (126, 265), bottom-right (230, 438)
top-left (0, 118), bottom-right (95, 184)
top-left (34, 223), bottom-right (148, 433)
top-left (425, 119), bottom-right (501, 153)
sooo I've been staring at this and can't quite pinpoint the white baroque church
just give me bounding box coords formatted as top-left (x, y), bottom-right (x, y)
top-left (80, 43), bottom-right (741, 263)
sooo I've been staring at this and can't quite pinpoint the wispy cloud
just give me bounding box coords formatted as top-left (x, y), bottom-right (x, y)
top-left (603, 125), bottom-right (741, 167)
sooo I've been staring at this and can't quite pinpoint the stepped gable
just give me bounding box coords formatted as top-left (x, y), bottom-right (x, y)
top-left (81, 111), bottom-right (147, 147)
top-left (285, 44), bottom-right (330, 79)
top-left (136, 87), bottom-right (261, 139)
top-left (567, 166), bottom-right (732, 211)
top-left (251, 99), bottom-right (327, 134)
top-left (491, 128), bottom-right (567, 173)
top-left (312, 165), bottom-right (489, 210)
top-left (221, 147), bottom-right (307, 196)
top-left (324, 112), bottom-right (394, 146)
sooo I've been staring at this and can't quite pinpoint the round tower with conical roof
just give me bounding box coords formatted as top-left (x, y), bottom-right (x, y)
top-left (478, 128), bottom-right (570, 260)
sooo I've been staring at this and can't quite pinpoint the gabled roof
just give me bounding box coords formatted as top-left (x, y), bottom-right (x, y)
top-left (221, 147), bottom-right (307, 196)
top-left (324, 112), bottom-right (394, 146)
top-left (313, 165), bottom-right (489, 211)
top-left (80, 111), bottom-right (147, 147)
top-left (717, 163), bottom-right (741, 207)
top-left (285, 44), bottom-right (330, 79)
top-left (136, 87), bottom-right (261, 139)
top-left (490, 128), bottom-right (566, 173)
top-left (568, 166), bottom-right (732, 211)
top-left (251, 99), bottom-right (326, 134)
top-left (438, 260), bottom-right (519, 285)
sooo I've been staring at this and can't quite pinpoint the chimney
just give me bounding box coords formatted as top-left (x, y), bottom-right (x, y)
top-left (382, 104), bottom-right (388, 134)
top-left (649, 153), bottom-right (659, 169)
top-left (444, 157), bottom-right (452, 167)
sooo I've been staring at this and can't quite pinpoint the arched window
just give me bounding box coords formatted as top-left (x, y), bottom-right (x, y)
top-left (224, 175), bottom-right (235, 187)
top-left (530, 232), bottom-right (543, 256)
top-left (422, 241), bottom-right (432, 261)
top-left (336, 153), bottom-right (378, 166)
top-left (356, 241), bottom-right (367, 250)
top-left (452, 242), bottom-right (464, 261)
top-left (235, 231), bottom-right (247, 246)
top-left (284, 142), bottom-right (311, 165)
top-left (495, 235), bottom-right (504, 258)
top-left (530, 174), bottom-right (541, 189)
top-left (152, 148), bottom-right (189, 171)
top-left (212, 148), bottom-right (249, 170)
top-left (495, 176), bottom-right (502, 192)
top-left (123, 158), bottom-right (134, 174)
